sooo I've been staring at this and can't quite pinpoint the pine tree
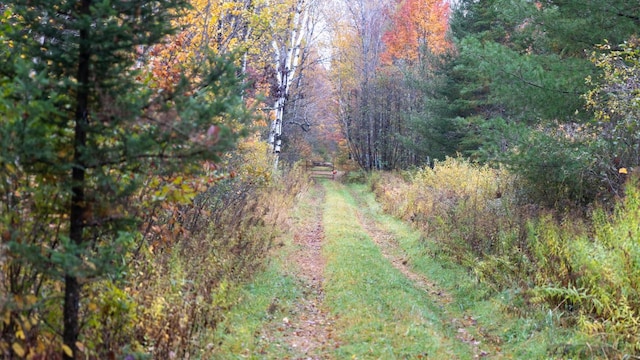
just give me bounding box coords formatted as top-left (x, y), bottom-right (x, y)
top-left (1, 0), bottom-right (248, 357)
top-left (443, 0), bottom-right (640, 206)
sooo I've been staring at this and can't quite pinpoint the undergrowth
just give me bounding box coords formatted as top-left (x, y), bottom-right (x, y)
top-left (370, 157), bottom-right (640, 357)
top-left (0, 137), bottom-right (309, 358)
top-left (125, 139), bottom-right (310, 358)
top-left (205, 180), bottom-right (324, 359)
top-left (347, 182), bottom-right (577, 359)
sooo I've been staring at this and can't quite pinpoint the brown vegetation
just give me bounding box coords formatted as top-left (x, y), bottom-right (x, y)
top-left (368, 158), bottom-right (640, 357)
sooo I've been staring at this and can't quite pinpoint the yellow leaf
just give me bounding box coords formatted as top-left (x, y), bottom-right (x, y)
top-left (5, 163), bottom-right (16, 174)
top-left (25, 295), bottom-right (37, 306)
top-left (15, 329), bottom-right (25, 340)
top-left (22, 319), bottom-right (31, 332)
top-left (619, 167), bottom-right (628, 174)
top-left (12, 343), bottom-right (25, 357)
top-left (62, 344), bottom-right (73, 357)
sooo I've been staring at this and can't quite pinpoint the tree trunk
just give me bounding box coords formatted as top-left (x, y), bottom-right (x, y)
top-left (64, 0), bottom-right (91, 357)
top-left (268, 0), bottom-right (311, 168)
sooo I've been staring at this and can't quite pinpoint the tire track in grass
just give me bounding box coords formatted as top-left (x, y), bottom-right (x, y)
top-left (255, 183), bottom-right (338, 359)
top-left (321, 182), bottom-right (475, 359)
top-left (346, 185), bottom-right (494, 359)
top-left (281, 183), bottom-right (338, 359)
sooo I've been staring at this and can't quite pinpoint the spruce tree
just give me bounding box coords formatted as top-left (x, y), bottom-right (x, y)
top-left (1, 0), bottom-right (248, 357)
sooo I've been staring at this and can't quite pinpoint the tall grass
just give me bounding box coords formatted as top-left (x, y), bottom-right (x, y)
top-left (371, 158), bottom-right (523, 268)
top-left (125, 147), bottom-right (309, 358)
top-left (370, 157), bottom-right (640, 357)
top-left (531, 182), bottom-right (640, 356)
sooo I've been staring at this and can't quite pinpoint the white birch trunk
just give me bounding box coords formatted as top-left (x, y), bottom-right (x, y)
top-left (268, 0), bottom-right (313, 169)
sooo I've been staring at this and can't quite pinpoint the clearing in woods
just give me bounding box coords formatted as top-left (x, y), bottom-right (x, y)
top-left (212, 181), bottom-right (571, 359)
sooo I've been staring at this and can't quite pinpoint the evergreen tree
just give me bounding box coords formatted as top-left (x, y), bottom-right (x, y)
top-left (401, 52), bottom-right (467, 162)
top-left (540, 0), bottom-right (639, 56)
top-left (439, 0), bottom-right (639, 206)
top-left (0, 0), bottom-right (248, 357)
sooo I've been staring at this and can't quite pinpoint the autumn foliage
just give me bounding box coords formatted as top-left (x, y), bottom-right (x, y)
top-left (381, 0), bottom-right (450, 64)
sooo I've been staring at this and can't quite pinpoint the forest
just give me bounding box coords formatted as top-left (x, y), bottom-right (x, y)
top-left (1, 0), bottom-right (640, 358)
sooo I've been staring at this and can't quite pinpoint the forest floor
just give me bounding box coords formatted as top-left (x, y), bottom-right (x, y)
top-left (211, 181), bottom-right (575, 359)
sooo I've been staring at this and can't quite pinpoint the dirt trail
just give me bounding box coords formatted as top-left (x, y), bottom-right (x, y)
top-left (281, 185), bottom-right (337, 359)
top-left (260, 183), bottom-right (496, 358)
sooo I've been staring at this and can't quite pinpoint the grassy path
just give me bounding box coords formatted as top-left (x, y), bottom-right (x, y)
top-left (344, 184), bottom-right (492, 358)
top-left (322, 182), bottom-right (473, 359)
top-left (209, 181), bottom-right (572, 359)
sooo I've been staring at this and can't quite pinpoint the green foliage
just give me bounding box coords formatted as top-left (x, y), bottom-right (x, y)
top-left (0, 0), bottom-right (252, 356)
top-left (538, 0), bottom-right (639, 57)
top-left (504, 128), bottom-right (601, 208)
top-left (455, 36), bottom-right (591, 123)
top-left (437, 0), bottom-right (640, 209)
top-left (401, 53), bottom-right (469, 161)
top-left (530, 180), bottom-right (640, 355)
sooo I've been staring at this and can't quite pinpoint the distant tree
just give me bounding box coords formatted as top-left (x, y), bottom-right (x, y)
top-left (330, 0), bottom-right (390, 170)
top-left (381, 0), bottom-right (450, 65)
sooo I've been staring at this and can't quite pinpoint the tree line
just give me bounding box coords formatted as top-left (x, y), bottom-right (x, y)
top-left (331, 0), bottom-right (640, 208)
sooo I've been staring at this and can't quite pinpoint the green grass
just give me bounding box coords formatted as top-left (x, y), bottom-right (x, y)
top-left (204, 180), bottom-right (587, 359)
top-left (322, 182), bottom-right (469, 359)
top-left (207, 262), bottom-right (300, 359)
top-left (347, 183), bottom-right (584, 359)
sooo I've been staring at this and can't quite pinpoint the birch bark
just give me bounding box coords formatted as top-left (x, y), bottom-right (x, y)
top-left (268, 0), bottom-right (313, 169)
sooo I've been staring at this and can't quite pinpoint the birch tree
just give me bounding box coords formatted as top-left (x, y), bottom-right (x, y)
top-left (268, 0), bottom-right (317, 168)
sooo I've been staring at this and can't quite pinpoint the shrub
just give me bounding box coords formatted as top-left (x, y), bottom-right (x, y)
top-left (372, 158), bottom-right (521, 263)
top-left (531, 179), bottom-right (640, 354)
top-left (126, 139), bottom-right (309, 358)
top-left (342, 169), bottom-right (368, 184)
top-left (505, 128), bottom-right (602, 210)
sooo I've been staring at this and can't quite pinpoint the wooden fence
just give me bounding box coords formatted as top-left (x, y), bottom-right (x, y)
top-left (306, 160), bottom-right (335, 180)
